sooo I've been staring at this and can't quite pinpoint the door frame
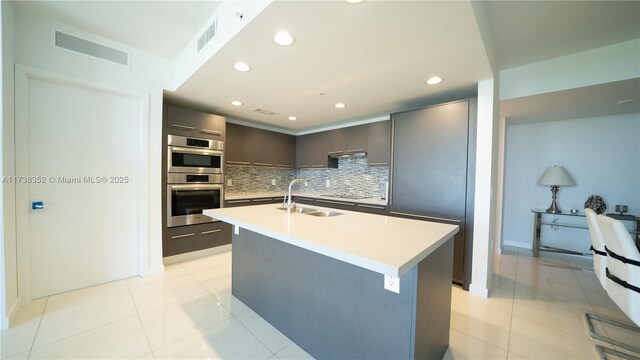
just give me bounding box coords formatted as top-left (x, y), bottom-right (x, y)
top-left (14, 64), bottom-right (150, 303)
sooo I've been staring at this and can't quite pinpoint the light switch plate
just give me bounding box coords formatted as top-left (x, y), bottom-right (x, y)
top-left (384, 274), bottom-right (400, 293)
top-left (271, 179), bottom-right (276, 186)
top-left (227, 178), bottom-right (233, 186)
top-left (234, 225), bottom-right (239, 235)
top-left (326, 180), bottom-right (330, 188)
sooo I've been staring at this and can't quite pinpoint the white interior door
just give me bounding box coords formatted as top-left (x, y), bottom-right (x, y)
top-left (26, 77), bottom-right (142, 299)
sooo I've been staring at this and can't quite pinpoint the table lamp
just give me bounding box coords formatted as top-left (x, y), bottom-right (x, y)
top-left (537, 165), bottom-right (575, 214)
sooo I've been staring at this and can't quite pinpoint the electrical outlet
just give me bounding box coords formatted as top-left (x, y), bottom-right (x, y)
top-left (226, 178), bottom-right (233, 186)
top-left (384, 274), bottom-right (400, 293)
top-left (271, 179), bottom-right (276, 186)
top-left (326, 180), bottom-right (330, 188)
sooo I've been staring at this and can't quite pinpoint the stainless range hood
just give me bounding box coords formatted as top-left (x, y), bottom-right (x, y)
top-left (328, 151), bottom-right (367, 159)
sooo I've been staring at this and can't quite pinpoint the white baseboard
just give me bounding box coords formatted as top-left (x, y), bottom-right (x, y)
top-left (1, 297), bottom-right (21, 330)
top-left (469, 283), bottom-right (489, 298)
top-left (502, 240), bottom-right (532, 250)
top-left (163, 244), bottom-right (232, 265)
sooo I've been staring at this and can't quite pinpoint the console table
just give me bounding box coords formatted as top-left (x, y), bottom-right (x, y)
top-left (531, 209), bottom-right (640, 257)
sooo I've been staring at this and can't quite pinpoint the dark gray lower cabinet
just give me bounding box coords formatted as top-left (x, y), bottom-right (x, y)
top-left (296, 197), bottom-right (388, 215)
top-left (164, 222), bottom-right (231, 257)
top-left (390, 99), bottom-right (476, 289)
top-left (224, 197), bottom-right (285, 208)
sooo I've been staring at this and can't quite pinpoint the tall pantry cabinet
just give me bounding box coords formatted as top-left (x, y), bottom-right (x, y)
top-left (390, 99), bottom-right (477, 288)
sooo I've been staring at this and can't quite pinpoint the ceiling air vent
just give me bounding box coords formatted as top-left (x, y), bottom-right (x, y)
top-left (53, 30), bottom-right (129, 66)
top-left (254, 108), bottom-right (276, 116)
top-left (197, 18), bottom-right (218, 53)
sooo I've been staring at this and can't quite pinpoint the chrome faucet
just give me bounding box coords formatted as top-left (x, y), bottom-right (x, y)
top-left (285, 179), bottom-right (310, 212)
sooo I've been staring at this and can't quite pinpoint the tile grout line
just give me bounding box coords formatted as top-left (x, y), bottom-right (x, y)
top-left (503, 249), bottom-right (522, 356)
top-left (180, 257), bottom-right (285, 358)
top-left (125, 287), bottom-right (156, 359)
top-left (25, 296), bottom-right (49, 360)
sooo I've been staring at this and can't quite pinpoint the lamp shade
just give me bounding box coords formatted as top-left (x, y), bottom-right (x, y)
top-left (537, 166), bottom-right (575, 186)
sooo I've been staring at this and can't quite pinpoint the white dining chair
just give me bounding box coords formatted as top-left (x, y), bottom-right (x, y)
top-left (592, 214), bottom-right (640, 358)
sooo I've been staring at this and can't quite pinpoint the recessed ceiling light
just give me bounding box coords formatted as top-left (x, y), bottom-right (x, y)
top-left (288, 116), bottom-right (297, 121)
top-left (334, 103), bottom-right (346, 109)
top-left (273, 31), bottom-right (295, 46)
top-left (231, 100), bottom-right (243, 106)
top-left (345, 0), bottom-right (364, 3)
top-left (425, 76), bottom-right (443, 85)
top-left (233, 62), bottom-right (251, 72)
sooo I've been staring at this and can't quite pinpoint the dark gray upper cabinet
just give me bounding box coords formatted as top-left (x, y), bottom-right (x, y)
top-left (251, 128), bottom-right (295, 168)
top-left (225, 123), bottom-right (253, 165)
top-left (225, 123), bottom-right (295, 168)
top-left (367, 121), bottom-right (391, 166)
top-left (296, 132), bottom-right (337, 168)
top-left (327, 125), bottom-right (368, 156)
top-left (166, 105), bottom-right (225, 140)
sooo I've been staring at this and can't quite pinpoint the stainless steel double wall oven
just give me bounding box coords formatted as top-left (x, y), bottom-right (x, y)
top-left (166, 135), bottom-right (224, 227)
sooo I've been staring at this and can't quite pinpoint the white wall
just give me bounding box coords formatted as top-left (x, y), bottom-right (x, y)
top-left (1, 0), bottom-right (16, 330)
top-left (500, 38), bottom-right (640, 100)
top-left (470, 78), bottom-right (498, 297)
top-left (2, 9), bottom-right (173, 326)
top-left (502, 113), bottom-right (640, 251)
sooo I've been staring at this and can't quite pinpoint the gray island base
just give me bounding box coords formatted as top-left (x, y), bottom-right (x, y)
top-left (232, 229), bottom-right (454, 360)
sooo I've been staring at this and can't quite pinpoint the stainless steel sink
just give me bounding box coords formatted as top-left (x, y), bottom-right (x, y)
top-left (305, 211), bottom-right (343, 217)
top-left (275, 206), bottom-right (318, 214)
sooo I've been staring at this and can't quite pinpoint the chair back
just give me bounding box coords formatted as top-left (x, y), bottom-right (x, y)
top-left (595, 214), bottom-right (640, 326)
top-left (585, 208), bottom-right (607, 289)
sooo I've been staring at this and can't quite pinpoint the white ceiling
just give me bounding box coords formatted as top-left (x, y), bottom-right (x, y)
top-left (501, 78), bottom-right (640, 125)
top-left (11, 1), bottom-right (640, 131)
top-left (169, 1), bottom-right (492, 130)
top-left (12, 0), bottom-right (221, 59)
top-left (480, 1), bottom-right (640, 70)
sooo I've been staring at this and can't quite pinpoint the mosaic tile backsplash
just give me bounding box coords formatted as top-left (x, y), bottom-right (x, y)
top-left (225, 158), bottom-right (389, 199)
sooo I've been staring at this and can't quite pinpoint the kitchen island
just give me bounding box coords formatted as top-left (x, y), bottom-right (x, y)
top-left (204, 204), bottom-right (458, 360)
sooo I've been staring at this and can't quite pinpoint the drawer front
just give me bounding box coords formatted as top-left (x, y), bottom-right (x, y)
top-left (293, 197), bottom-right (315, 206)
top-left (164, 222), bottom-right (231, 257)
top-left (225, 197), bottom-right (284, 208)
top-left (225, 199), bottom-right (253, 207)
top-left (355, 203), bottom-right (388, 215)
top-left (313, 199), bottom-right (356, 211)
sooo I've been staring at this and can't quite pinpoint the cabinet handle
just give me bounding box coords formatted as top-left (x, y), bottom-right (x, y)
top-left (201, 229), bottom-right (222, 235)
top-left (252, 198), bottom-right (273, 202)
top-left (227, 199), bottom-right (251, 204)
top-left (346, 149), bottom-right (365, 153)
top-left (171, 124), bottom-right (195, 130)
top-left (311, 164), bottom-right (325, 168)
top-left (252, 162), bottom-right (273, 166)
top-left (200, 129), bottom-right (221, 136)
top-left (296, 197), bottom-right (314, 201)
top-left (298, 165), bottom-right (310, 168)
top-left (275, 164), bottom-right (291, 168)
top-left (357, 204), bottom-right (385, 210)
top-left (171, 233), bottom-right (195, 239)
top-left (226, 161), bottom-right (251, 165)
top-left (389, 211), bottom-right (461, 224)
top-left (328, 151), bottom-right (344, 154)
top-left (368, 162), bottom-right (389, 166)
top-left (317, 199), bottom-right (354, 206)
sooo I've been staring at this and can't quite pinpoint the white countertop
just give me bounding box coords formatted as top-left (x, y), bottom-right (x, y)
top-left (204, 204), bottom-right (458, 277)
top-left (225, 192), bottom-right (387, 206)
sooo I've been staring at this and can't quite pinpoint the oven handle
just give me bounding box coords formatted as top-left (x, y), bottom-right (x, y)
top-left (169, 146), bottom-right (223, 156)
top-left (169, 184), bottom-right (223, 191)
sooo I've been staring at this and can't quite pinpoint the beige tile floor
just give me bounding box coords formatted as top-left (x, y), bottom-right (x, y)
top-left (2, 247), bottom-right (638, 359)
